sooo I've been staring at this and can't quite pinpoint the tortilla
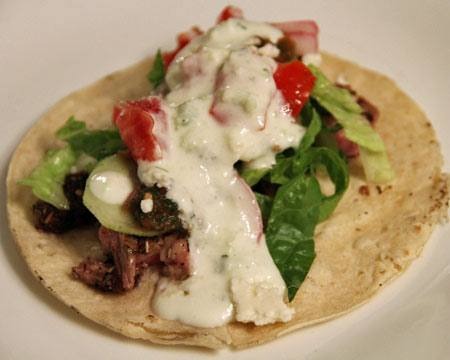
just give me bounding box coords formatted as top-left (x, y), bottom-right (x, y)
top-left (6, 52), bottom-right (449, 349)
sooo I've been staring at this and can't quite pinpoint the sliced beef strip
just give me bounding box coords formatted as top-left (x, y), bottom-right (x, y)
top-left (33, 172), bottom-right (95, 233)
top-left (72, 257), bottom-right (121, 292)
top-left (72, 226), bottom-right (190, 293)
top-left (96, 227), bottom-right (141, 291)
top-left (160, 235), bottom-right (190, 281)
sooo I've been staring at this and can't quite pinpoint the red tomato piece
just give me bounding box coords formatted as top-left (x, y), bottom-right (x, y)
top-left (287, 32), bottom-right (319, 55)
top-left (216, 5), bottom-right (244, 24)
top-left (113, 97), bottom-right (165, 162)
top-left (273, 60), bottom-right (316, 117)
top-left (177, 26), bottom-right (203, 48)
top-left (272, 20), bottom-right (319, 55)
top-left (162, 26), bottom-right (203, 68)
top-left (216, 5), bottom-right (244, 23)
top-left (271, 20), bottom-right (319, 35)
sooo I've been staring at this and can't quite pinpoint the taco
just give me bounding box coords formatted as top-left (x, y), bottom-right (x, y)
top-left (6, 6), bottom-right (449, 349)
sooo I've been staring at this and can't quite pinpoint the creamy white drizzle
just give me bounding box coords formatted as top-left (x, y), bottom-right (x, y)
top-left (302, 52), bottom-right (322, 67)
top-left (89, 171), bottom-right (133, 204)
top-left (140, 197), bottom-right (154, 213)
top-left (138, 19), bottom-right (306, 327)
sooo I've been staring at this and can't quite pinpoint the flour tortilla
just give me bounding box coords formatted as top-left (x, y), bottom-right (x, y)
top-left (7, 52), bottom-right (449, 349)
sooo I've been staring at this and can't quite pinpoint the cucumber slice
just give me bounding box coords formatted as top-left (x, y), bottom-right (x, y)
top-left (83, 154), bottom-right (159, 237)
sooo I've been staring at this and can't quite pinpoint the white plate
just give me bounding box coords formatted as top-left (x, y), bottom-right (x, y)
top-left (1, 1), bottom-right (449, 359)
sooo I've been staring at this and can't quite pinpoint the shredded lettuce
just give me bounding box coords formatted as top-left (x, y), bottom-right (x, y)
top-left (20, 117), bottom-right (125, 208)
top-left (309, 65), bottom-right (394, 183)
top-left (147, 49), bottom-right (165, 88)
top-left (56, 117), bottom-right (125, 160)
top-left (359, 147), bottom-right (395, 184)
top-left (19, 147), bottom-right (77, 209)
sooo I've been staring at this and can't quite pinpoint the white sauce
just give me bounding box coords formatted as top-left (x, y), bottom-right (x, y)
top-left (89, 171), bottom-right (133, 205)
top-left (140, 198), bottom-right (154, 213)
top-left (139, 19), bottom-right (305, 327)
top-left (302, 52), bottom-right (322, 67)
top-left (336, 73), bottom-right (349, 86)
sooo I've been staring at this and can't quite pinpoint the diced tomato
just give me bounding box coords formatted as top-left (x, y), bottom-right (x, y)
top-left (272, 20), bottom-right (319, 35)
top-left (236, 176), bottom-right (263, 243)
top-left (113, 97), bottom-right (166, 162)
top-left (216, 5), bottom-right (244, 23)
top-left (273, 60), bottom-right (316, 117)
top-left (272, 20), bottom-right (319, 55)
top-left (162, 52), bottom-right (177, 68)
top-left (162, 26), bottom-right (203, 68)
top-left (288, 32), bottom-right (318, 55)
top-left (177, 26), bottom-right (203, 48)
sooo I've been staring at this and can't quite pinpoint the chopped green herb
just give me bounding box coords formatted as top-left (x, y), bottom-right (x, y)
top-left (147, 49), bottom-right (165, 88)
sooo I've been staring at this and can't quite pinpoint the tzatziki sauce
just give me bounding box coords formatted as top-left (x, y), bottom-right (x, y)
top-left (89, 171), bottom-right (133, 205)
top-left (138, 19), bottom-right (305, 327)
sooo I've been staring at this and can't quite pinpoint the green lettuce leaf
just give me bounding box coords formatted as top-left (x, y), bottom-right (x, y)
top-left (265, 175), bottom-right (320, 301)
top-left (20, 117), bottom-right (125, 208)
top-left (240, 167), bottom-right (270, 186)
top-left (265, 143), bottom-right (349, 300)
top-left (18, 147), bottom-right (77, 209)
top-left (309, 65), bottom-right (394, 183)
top-left (298, 102), bottom-right (322, 153)
top-left (263, 104), bottom-right (349, 300)
top-left (270, 106), bottom-right (322, 185)
top-left (292, 147), bottom-right (349, 221)
top-left (359, 147), bottom-right (395, 184)
top-left (147, 49), bottom-right (165, 88)
top-left (255, 192), bottom-right (273, 223)
top-left (56, 117), bottom-right (125, 160)
top-left (270, 154), bottom-right (292, 185)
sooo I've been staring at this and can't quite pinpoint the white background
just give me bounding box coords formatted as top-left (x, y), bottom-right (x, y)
top-left (1, 1), bottom-right (449, 359)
